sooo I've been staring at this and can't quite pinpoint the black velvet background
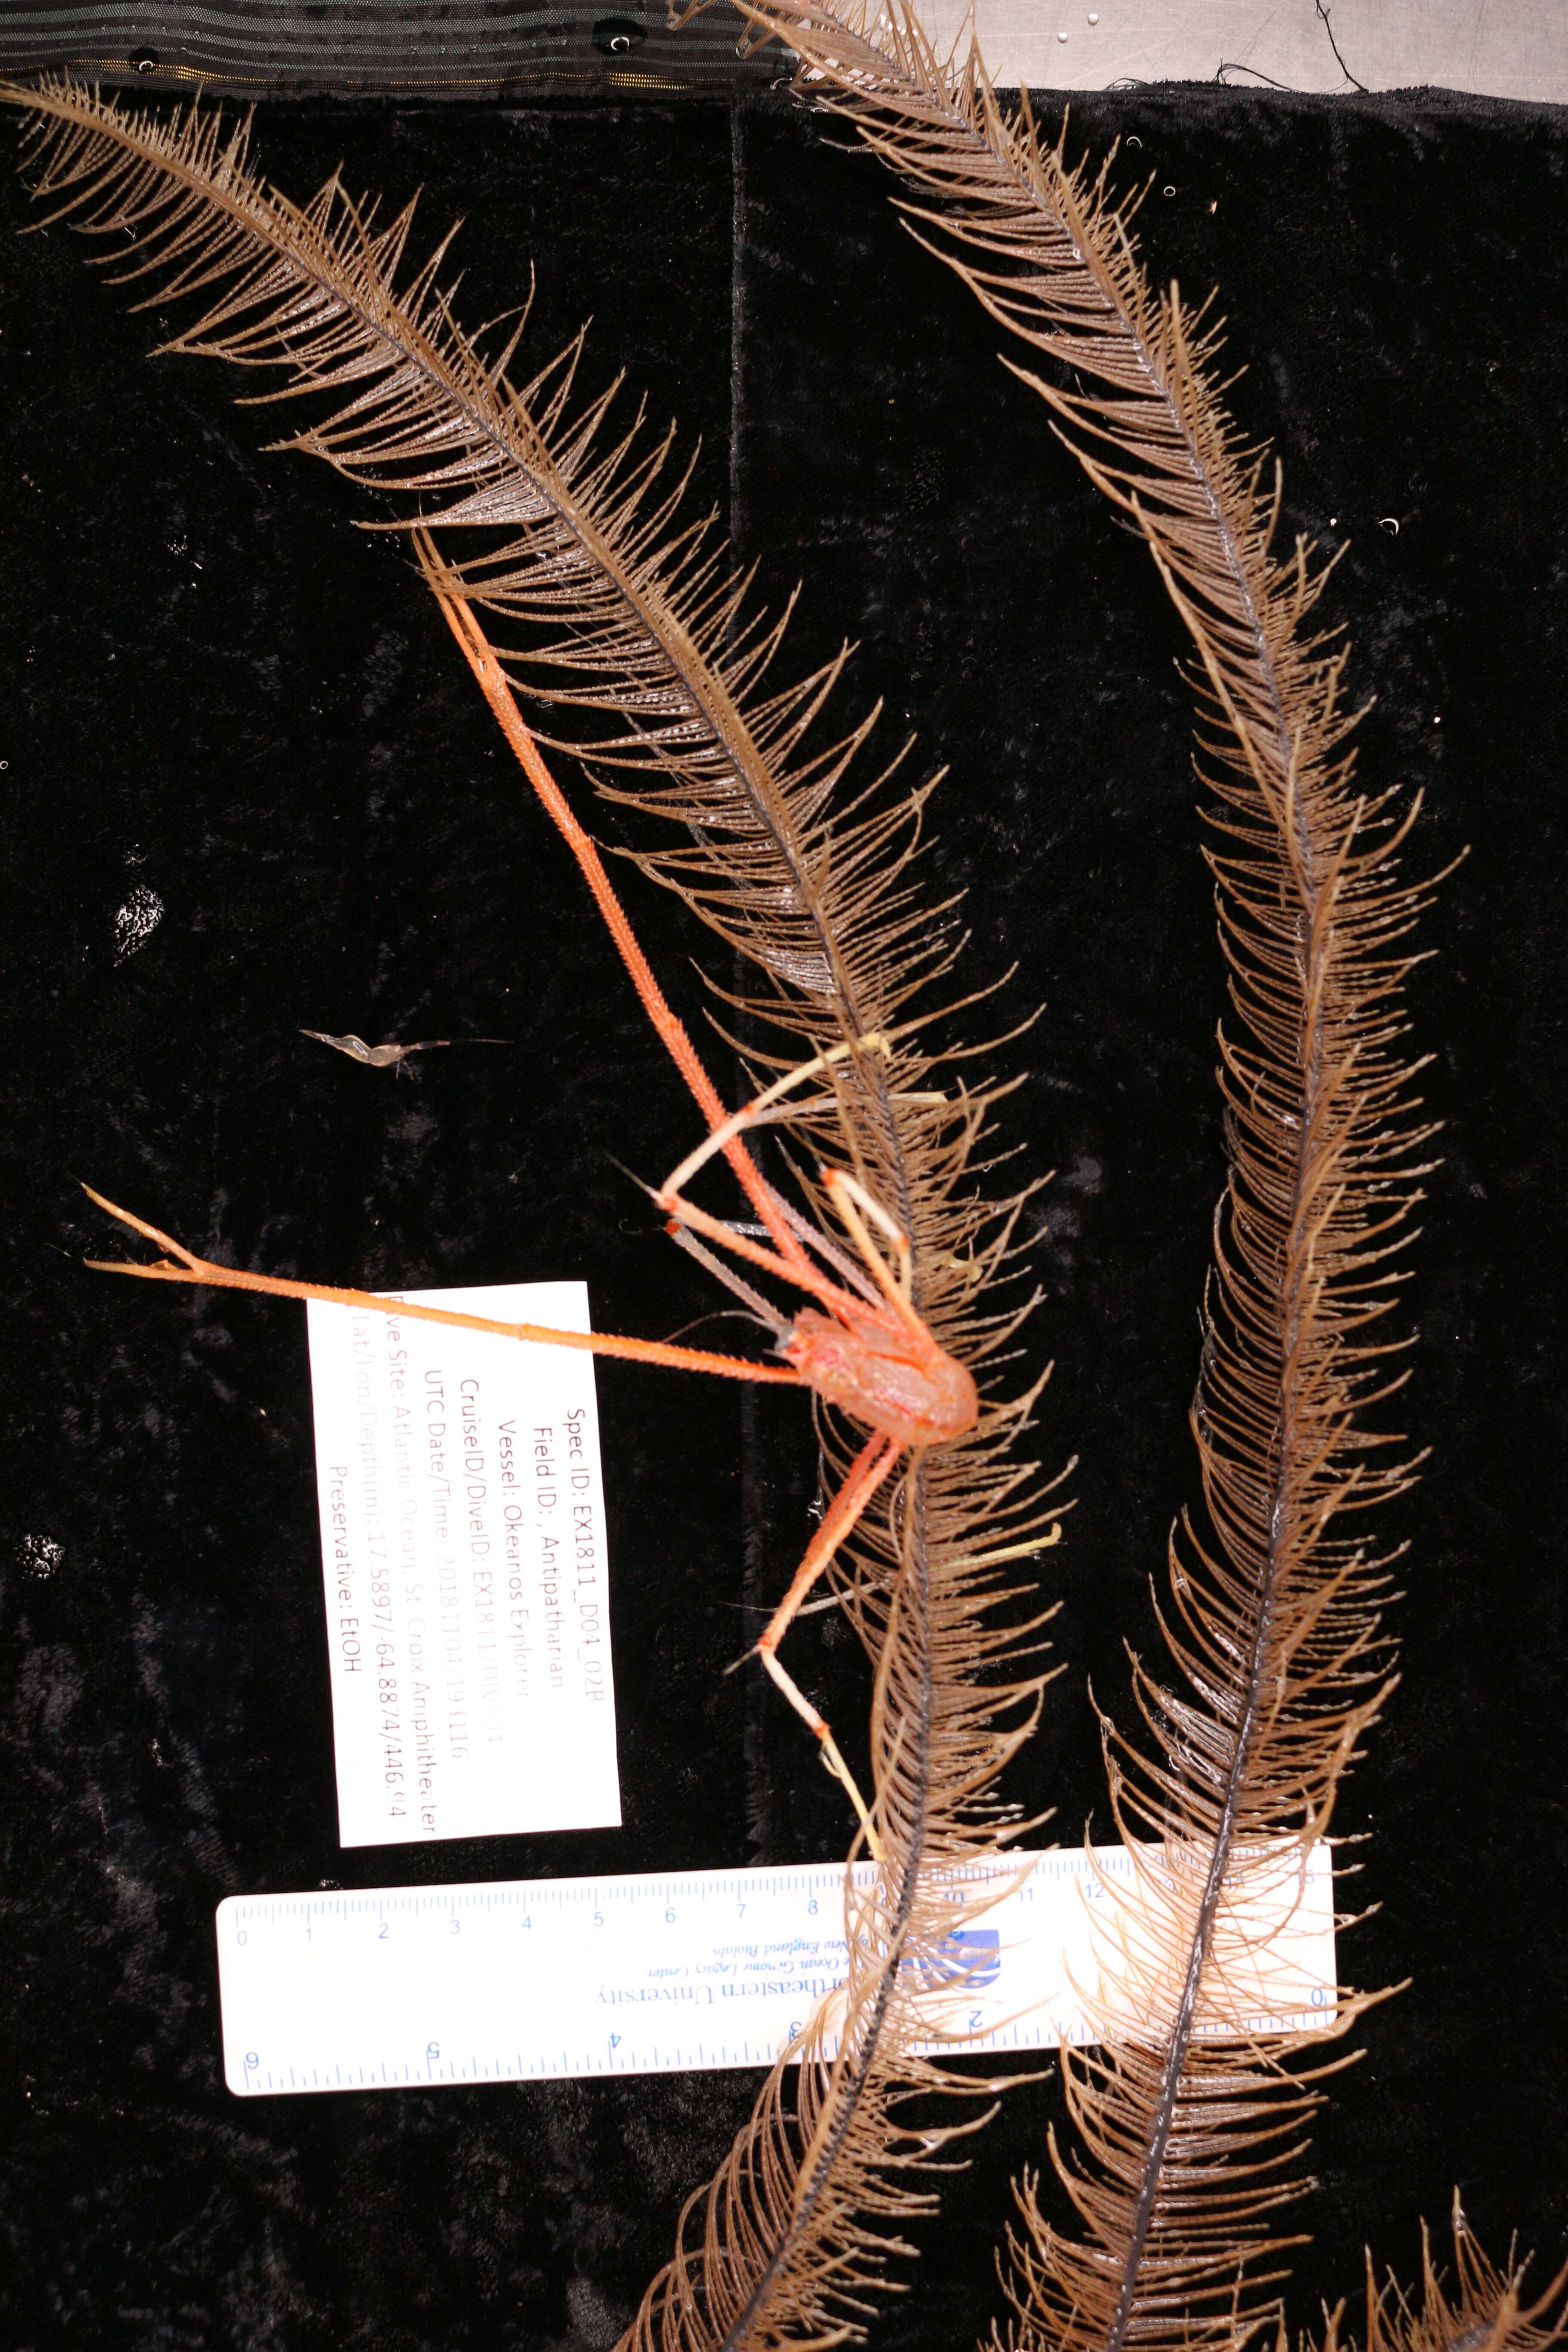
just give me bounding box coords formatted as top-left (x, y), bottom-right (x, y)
top-left (2, 85), bottom-right (1566, 2351)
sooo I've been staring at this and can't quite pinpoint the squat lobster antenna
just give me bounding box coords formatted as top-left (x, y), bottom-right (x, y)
top-left (663, 1219), bottom-right (793, 1338)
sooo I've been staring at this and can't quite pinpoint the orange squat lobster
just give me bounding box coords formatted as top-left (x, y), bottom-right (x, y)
top-left (86, 586), bottom-right (979, 1858)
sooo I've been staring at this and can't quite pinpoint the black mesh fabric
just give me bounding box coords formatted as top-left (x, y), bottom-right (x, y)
top-left (0, 0), bottom-right (778, 98)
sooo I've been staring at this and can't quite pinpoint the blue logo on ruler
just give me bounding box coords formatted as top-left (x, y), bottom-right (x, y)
top-left (908, 1927), bottom-right (1001, 1990)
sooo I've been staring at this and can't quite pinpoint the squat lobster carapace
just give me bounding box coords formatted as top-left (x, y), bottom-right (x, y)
top-left (83, 580), bottom-right (980, 1859)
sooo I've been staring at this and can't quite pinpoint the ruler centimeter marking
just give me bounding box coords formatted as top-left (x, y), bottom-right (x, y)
top-left (216, 1844), bottom-right (1338, 2095)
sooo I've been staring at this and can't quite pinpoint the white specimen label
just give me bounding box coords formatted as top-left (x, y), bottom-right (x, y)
top-left (306, 1282), bottom-right (620, 1846)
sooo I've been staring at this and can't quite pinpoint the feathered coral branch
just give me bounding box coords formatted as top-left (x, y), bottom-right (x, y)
top-left (1322, 2200), bottom-right (1568, 2352)
top-left (655, 6), bottom-right (1454, 2344)
top-left (0, 74), bottom-right (1066, 2350)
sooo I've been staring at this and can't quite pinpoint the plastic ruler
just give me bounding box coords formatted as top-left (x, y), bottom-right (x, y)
top-left (215, 1843), bottom-right (1337, 2095)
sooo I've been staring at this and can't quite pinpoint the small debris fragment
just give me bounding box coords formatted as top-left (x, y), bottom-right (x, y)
top-left (114, 885), bottom-right (163, 961)
top-left (300, 1029), bottom-right (510, 1072)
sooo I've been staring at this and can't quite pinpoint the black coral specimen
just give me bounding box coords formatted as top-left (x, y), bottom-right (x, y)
top-left (3, 75), bottom-right (1063, 2351)
top-left (679, 7), bottom-right (1448, 2345)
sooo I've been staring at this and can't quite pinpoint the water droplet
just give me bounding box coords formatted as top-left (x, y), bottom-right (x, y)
top-left (592, 15), bottom-right (645, 52)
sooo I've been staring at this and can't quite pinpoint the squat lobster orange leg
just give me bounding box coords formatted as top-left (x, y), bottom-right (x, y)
top-left (747, 1432), bottom-right (900, 1755)
top-left (85, 575), bottom-right (980, 1858)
